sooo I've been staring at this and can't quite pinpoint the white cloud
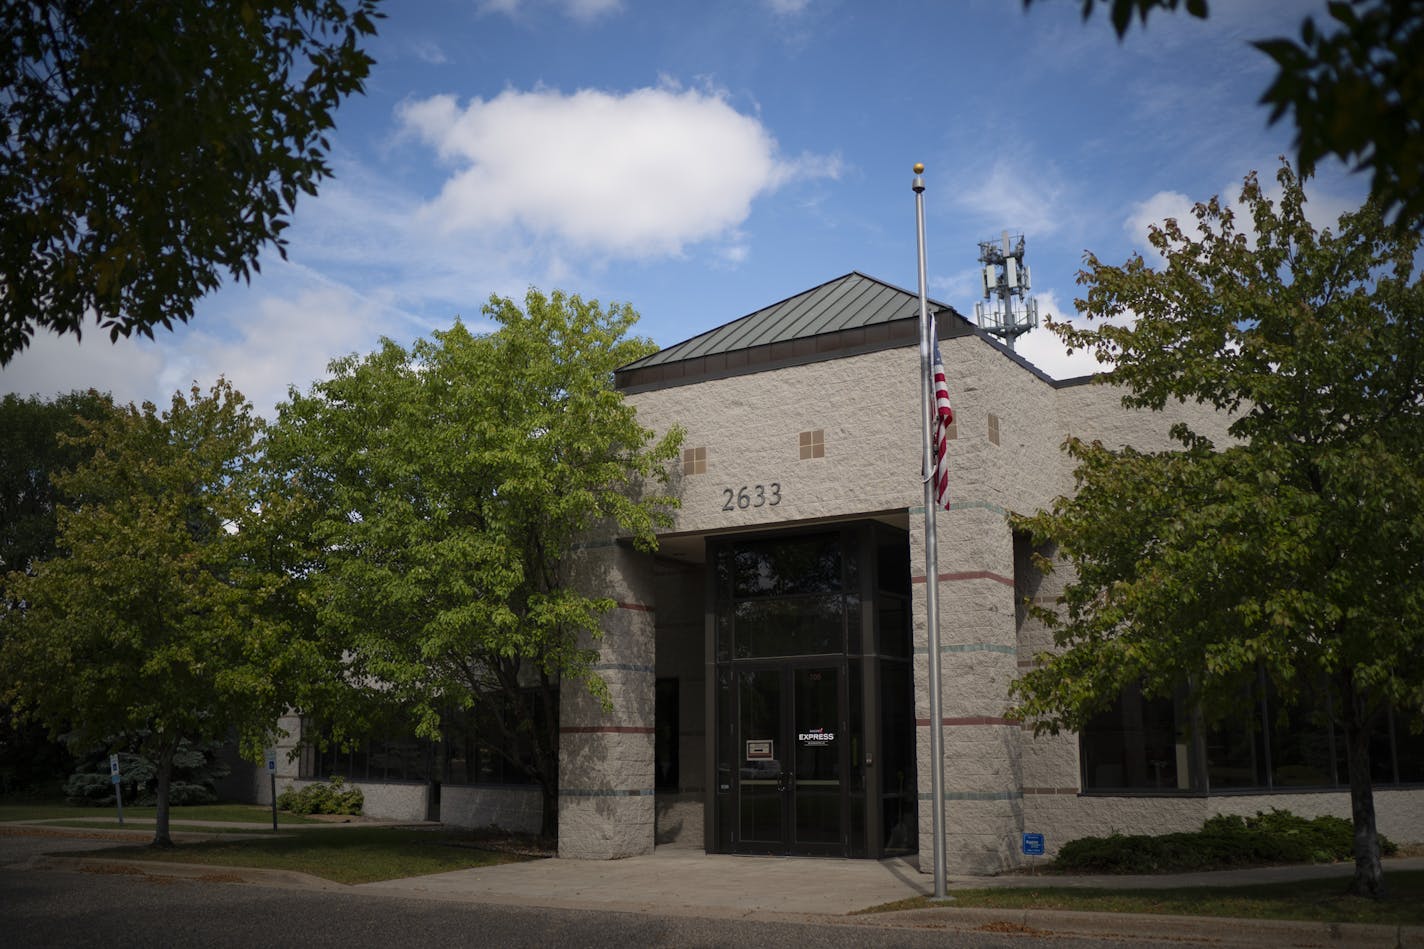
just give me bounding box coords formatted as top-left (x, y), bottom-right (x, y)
top-left (1123, 189), bottom-right (1195, 260)
top-left (1125, 168), bottom-right (1364, 267)
top-left (1010, 291), bottom-right (1129, 381)
top-left (168, 287), bottom-right (390, 418)
top-left (477, 0), bottom-right (624, 22)
top-left (0, 285), bottom-right (390, 421)
top-left (399, 85), bottom-right (836, 258)
top-left (955, 161), bottom-right (1068, 238)
top-left (765, 0), bottom-right (811, 13)
top-left (564, 0), bottom-right (623, 19)
top-left (410, 40), bottom-right (448, 65)
top-left (0, 323), bottom-right (167, 406)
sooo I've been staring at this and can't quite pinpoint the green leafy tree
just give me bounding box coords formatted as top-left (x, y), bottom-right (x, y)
top-left (0, 0), bottom-right (382, 364)
top-left (264, 290), bottom-right (683, 836)
top-left (1028, 0), bottom-right (1424, 226)
top-left (0, 389), bottom-right (115, 794)
top-left (1011, 164), bottom-right (1424, 898)
top-left (1, 381), bottom-right (314, 845)
top-left (0, 390), bottom-right (118, 583)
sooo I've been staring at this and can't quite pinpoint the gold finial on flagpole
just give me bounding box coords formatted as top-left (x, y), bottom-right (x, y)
top-left (913, 162), bottom-right (924, 174)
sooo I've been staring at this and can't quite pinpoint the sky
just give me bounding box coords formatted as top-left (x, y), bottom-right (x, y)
top-left (1, 0), bottom-right (1369, 419)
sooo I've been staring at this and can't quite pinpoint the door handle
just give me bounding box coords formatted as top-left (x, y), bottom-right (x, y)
top-left (777, 771), bottom-right (793, 792)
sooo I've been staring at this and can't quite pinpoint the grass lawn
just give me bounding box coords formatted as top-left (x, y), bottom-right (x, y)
top-left (860, 870), bottom-right (1424, 927)
top-left (0, 801), bottom-right (322, 825)
top-left (72, 826), bottom-right (535, 884)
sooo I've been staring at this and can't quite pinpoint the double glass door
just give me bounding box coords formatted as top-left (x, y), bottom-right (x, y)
top-left (735, 662), bottom-right (845, 855)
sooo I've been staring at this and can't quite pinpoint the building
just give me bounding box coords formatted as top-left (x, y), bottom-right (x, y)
top-left (268, 271), bottom-right (1424, 874)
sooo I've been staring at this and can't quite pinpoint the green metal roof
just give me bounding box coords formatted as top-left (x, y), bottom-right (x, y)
top-left (616, 272), bottom-right (971, 393)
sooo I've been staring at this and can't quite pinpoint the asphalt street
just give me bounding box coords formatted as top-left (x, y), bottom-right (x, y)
top-left (0, 863), bottom-right (1205, 949)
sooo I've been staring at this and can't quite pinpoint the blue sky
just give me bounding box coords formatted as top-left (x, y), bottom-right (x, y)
top-left (1, 0), bottom-right (1366, 418)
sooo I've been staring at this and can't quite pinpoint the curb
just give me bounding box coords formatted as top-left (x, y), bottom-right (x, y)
top-left (852, 906), bottom-right (1424, 948)
top-left (32, 854), bottom-right (346, 893)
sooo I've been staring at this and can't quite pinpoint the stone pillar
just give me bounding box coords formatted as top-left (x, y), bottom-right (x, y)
top-left (557, 541), bottom-right (658, 859)
top-left (912, 503), bottom-right (1024, 875)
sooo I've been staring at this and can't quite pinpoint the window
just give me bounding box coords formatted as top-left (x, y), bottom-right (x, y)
top-left (1080, 682), bottom-right (1190, 791)
top-left (1080, 677), bottom-right (1423, 794)
top-left (303, 688), bottom-right (553, 787)
top-left (442, 690), bottom-right (550, 787)
top-left (683, 446), bottom-right (707, 475)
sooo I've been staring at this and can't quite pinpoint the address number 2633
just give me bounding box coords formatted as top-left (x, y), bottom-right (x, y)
top-left (721, 483), bottom-right (781, 511)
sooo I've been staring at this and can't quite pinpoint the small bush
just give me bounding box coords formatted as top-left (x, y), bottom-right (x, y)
top-left (1055, 809), bottom-right (1396, 874)
top-left (276, 776), bottom-right (364, 816)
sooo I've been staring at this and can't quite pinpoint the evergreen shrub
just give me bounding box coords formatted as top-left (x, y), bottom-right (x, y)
top-left (1054, 809), bottom-right (1397, 873)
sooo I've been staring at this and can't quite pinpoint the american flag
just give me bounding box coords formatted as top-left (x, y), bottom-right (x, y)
top-left (931, 330), bottom-right (953, 511)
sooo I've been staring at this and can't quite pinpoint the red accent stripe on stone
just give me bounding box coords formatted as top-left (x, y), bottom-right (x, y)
top-left (617, 601), bottom-right (654, 612)
top-left (915, 716), bottom-right (1018, 727)
top-left (559, 726), bottom-right (655, 735)
top-left (1022, 787), bottom-right (1081, 796)
top-left (910, 571), bottom-right (1014, 587)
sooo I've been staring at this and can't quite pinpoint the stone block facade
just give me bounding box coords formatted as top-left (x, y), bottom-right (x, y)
top-left (266, 273), bottom-right (1421, 871)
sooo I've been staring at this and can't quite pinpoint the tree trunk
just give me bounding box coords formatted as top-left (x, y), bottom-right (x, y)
top-left (1342, 717), bottom-right (1385, 898)
top-left (150, 734), bottom-right (177, 849)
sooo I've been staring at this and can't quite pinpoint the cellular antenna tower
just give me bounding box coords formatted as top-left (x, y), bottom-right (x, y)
top-left (974, 230), bottom-right (1039, 351)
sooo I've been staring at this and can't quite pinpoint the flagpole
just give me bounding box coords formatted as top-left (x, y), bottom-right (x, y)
top-left (913, 163), bottom-right (948, 900)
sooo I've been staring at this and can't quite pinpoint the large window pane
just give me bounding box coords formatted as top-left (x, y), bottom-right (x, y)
top-left (1080, 683), bottom-right (1187, 791)
top-left (719, 534), bottom-right (843, 599)
top-left (732, 595), bottom-right (844, 658)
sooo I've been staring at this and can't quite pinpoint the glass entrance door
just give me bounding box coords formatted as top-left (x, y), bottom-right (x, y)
top-left (735, 662), bottom-right (845, 855)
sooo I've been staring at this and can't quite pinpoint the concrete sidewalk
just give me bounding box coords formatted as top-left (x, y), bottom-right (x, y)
top-left (359, 846), bottom-right (1424, 913)
top-left (353, 848), bottom-right (1424, 947)
top-left (11, 822), bottom-right (1423, 947)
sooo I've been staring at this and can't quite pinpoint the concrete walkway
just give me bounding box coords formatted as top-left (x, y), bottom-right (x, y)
top-left (10, 820), bottom-right (1423, 947)
top-left (358, 847), bottom-right (1424, 914)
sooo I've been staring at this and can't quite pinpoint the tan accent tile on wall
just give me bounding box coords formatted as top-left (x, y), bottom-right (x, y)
top-left (799, 429), bottom-right (825, 459)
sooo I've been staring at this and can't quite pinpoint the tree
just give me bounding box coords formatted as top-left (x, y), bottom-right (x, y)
top-left (1011, 163), bottom-right (1424, 897)
top-left (0, 0), bottom-right (382, 365)
top-left (0, 389), bottom-right (115, 794)
top-left (1027, 0), bottom-right (1424, 227)
top-left (1, 381), bottom-right (313, 846)
top-left (263, 290), bottom-right (683, 836)
top-left (1, 390), bottom-right (117, 587)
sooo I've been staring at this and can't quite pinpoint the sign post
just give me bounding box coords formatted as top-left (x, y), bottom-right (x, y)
top-left (1022, 832), bottom-right (1045, 876)
top-left (266, 748), bottom-right (278, 831)
top-left (109, 754), bottom-right (124, 826)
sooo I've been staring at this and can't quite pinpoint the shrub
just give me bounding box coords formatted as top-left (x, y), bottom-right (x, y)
top-left (63, 739), bottom-right (229, 806)
top-left (276, 776), bottom-right (364, 816)
top-left (1055, 809), bottom-right (1396, 874)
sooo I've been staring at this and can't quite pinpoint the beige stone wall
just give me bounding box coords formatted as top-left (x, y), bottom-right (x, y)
top-left (614, 331), bottom-right (1423, 874)
top-left (630, 345), bottom-right (925, 533)
top-left (271, 777), bottom-right (428, 821)
top-left (558, 541), bottom-right (659, 859)
top-left (440, 785), bottom-right (542, 833)
top-left (1024, 789), bottom-right (1424, 856)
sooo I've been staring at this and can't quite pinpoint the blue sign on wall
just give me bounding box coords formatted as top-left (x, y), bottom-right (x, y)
top-left (1022, 832), bottom-right (1045, 856)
